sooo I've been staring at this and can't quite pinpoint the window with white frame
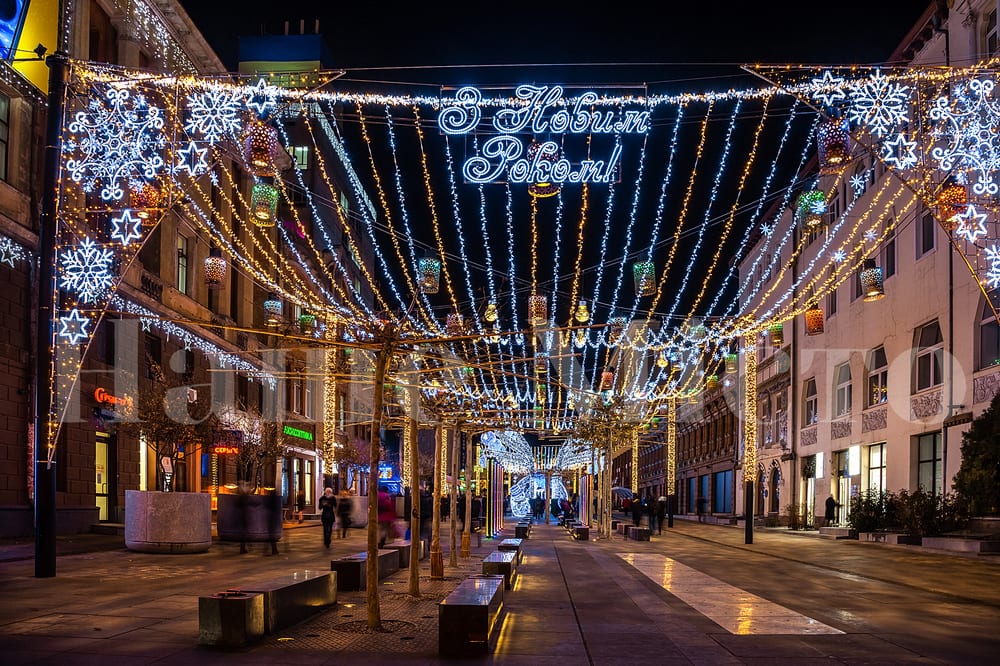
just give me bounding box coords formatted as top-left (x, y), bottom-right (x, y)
top-left (882, 231), bottom-right (896, 278)
top-left (868, 442), bottom-right (886, 492)
top-left (977, 291), bottom-right (1000, 370)
top-left (176, 235), bottom-right (190, 295)
top-left (290, 145), bottom-right (309, 169)
top-left (834, 362), bottom-right (852, 417)
top-left (804, 378), bottom-right (818, 425)
top-left (987, 5), bottom-right (999, 57)
top-left (916, 209), bottom-right (936, 258)
top-left (867, 346), bottom-right (888, 407)
top-left (914, 321), bottom-right (943, 392)
top-left (304, 376), bottom-right (313, 419)
top-left (761, 395), bottom-right (772, 446)
top-left (917, 432), bottom-right (943, 496)
top-left (826, 288), bottom-right (837, 318)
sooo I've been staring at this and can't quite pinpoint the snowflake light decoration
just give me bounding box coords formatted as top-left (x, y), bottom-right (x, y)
top-left (59, 237), bottom-right (115, 303)
top-left (882, 133), bottom-right (918, 170)
top-left (58, 309), bottom-right (91, 345)
top-left (846, 69), bottom-right (910, 137)
top-left (64, 86), bottom-right (166, 201)
top-left (184, 87), bottom-right (243, 144)
top-left (985, 245), bottom-right (1000, 289)
top-left (831, 250), bottom-right (847, 263)
top-left (850, 173), bottom-right (867, 195)
top-left (954, 204), bottom-right (988, 243)
top-left (244, 78), bottom-right (279, 117)
top-left (929, 78), bottom-right (1000, 196)
top-left (0, 235), bottom-right (29, 266)
top-left (110, 209), bottom-right (143, 246)
top-left (811, 70), bottom-right (846, 108)
top-left (863, 229), bottom-right (878, 242)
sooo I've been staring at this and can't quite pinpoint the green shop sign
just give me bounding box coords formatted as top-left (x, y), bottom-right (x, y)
top-left (283, 425), bottom-right (314, 442)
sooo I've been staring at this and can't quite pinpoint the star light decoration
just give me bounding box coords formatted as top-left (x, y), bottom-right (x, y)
top-left (59, 237), bottom-right (115, 303)
top-left (929, 78), bottom-right (1000, 196)
top-left (184, 87), bottom-right (243, 144)
top-left (109, 209), bottom-right (143, 246)
top-left (175, 141), bottom-right (209, 176)
top-left (58, 308), bottom-right (91, 345)
top-left (985, 245), bottom-right (1000, 289)
top-left (64, 87), bottom-right (166, 201)
top-left (882, 133), bottom-right (918, 169)
top-left (954, 204), bottom-right (989, 243)
top-left (846, 69), bottom-right (910, 137)
top-left (810, 70), bottom-right (847, 108)
top-left (244, 77), bottom-right (279, 117)
top-left (0, 235), bottom-right (29, 267)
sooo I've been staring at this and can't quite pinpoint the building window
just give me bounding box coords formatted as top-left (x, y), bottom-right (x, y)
top-left (304, 376), bottom-right (313, 419)
top-left (867, 346), bottom-right (888, 407)
top-left (977, 291), bottom-right (1000, 370)
top-left (177, 235), bottom-right (190, 295)
top-left (914, 321), bottom-right (943, 392)
top-left (826, 288), bottom-right (837, 318)
top-left (916, 209), bottom-right (935, 258)
top-left (144, 334), bottom-right (161, 379)
top-left (761, 395), bottom-right (772, 446)
top-left (291, 145), bottom-right (309, 169)
top-left (237, 373), bottom-right (249, 410)
top-left (868, 442), bottom-right (886, 492)
top-left (834, 362), bottom-right (852, 417)
top-left (291, 371), bottom-right (303, 415)
top-left (804, 377), bottom-right (818, 425)
top-left (917, 432), bottom-right (943, 497)
top-left (988, 6), bottom-right (999, 57)
top-left (883, 232), bottom-right (896, 278)
top-left (712, 470), bottom-right (733, 513)
top-left (0, 92), bottom-right (9, 183)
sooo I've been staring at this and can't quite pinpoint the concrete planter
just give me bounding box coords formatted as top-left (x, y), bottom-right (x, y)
top-left (921, 536), bottom-right (1000, 553)
top-left (858, 532), bottom-right (921, 545)
top-left (125, 490), bottom-right (212, 553)
top-left (216, 493), bottom-right (283, 542)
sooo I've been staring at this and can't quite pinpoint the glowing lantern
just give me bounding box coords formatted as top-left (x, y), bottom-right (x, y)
top-left (632, 261), bottom-right (656, 297)
top-left (574, 300), bottom-right (589, 323)
top-left (656, 351), bottom-right (669, 369)
top-left (706, 374), bottom-right (719, 391)
top-left (484, 301), bottom-right (498, 323)
top-left (817, 119), bottom-right (852, 174)
top-left (574, 330), bottom-right (586, 348)
top-left (528, 293), bottom-right (547, 326)
top-left (805, 305), bottom-right (825, 336)
top-left (446, 311), bottom-right (464, 336)
top-left (599, 368), bottom-right (614, 391)
top-left (204, 247), bottom-right (227, 290)
top-left (796, 189), bottom-right (826, 229)
top-left (769, 323), bottom-right (784, 346)
top-left (263, 293), bottom-right (283, 326)
top-left (251, 183), bottom-right (279, 226)
top-left (608, 315), bottom-right (628, 345)
top-left (418, 256), bottom-right (441, 294)
top-left (936, 179), bottom-right (967, 231)
top-left (243, 119), bottom-right (278, 175)
top-left (130, 181), bottom-right (162, 225)
top-left (725, 353), bottom-right (738, 373)
top-left (526, 141), bottom-right (560, 198)
top-left (534, 352), bottom-right (548, 376)
top-left (859, 259), bottom-right (885, 302)
top-left (299, 311), bottom-right (316, 331)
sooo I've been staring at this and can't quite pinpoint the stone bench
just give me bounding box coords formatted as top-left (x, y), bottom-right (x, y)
top-left (611, 519), bottom-right (621, 531)
top-left (497, 537), bottom-right (523, 563)
top-left (331, 549), bottom-right (399, 591)
top-left (626, 526), bottom-right (650, 541)
top-left (198, 569), bottom-right (338, 647)
top-left (381, 540), bottom-right (412, 568)
top-left (439, 575), bottom-right (505, 657)
top-left (617, 522), bottom-right (629, 535)
top-left (572, 525), bottom-right (589, 541)
top-left (515, 523), bottom-right (531, 539)
top-left (482, 549), bottom-right (519, 590)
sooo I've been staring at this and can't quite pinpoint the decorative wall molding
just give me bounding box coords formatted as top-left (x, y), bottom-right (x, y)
top-left (800, 426), bottom-right (817, 448)
top-left (973, 370), bottom-right (1000, 405)
top-left (910, 390), bottom-right (942, 421)
top-left (831, 418), bottom-right (852, 440)
top-left (862, 407), bottom-right (887, 433)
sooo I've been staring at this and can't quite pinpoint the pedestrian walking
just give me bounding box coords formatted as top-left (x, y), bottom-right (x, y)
top-left (631, 495), bottom-right (642, 526)
top-left (318, 487), bottom-right (336, 548)
top-left (824, 495), bottom-right (841, 527)
top-left (336, 490), bottom-right (353, 539)
top-left (377, 485), bottom-right (395, 547)
top-left (295, 488), bottom-right (306, 523)
top-left (656, 495), bottom-right (667, 535)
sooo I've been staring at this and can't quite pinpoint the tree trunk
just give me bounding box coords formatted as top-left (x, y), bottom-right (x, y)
top-left (366, 343), bottom-right (390, 630)
top-left (407, 413), bottom-right (420, 596)
top-left (449, 427), bottom-right (459, 567)
top-left (461, 431), bottom-right (472, 557)
top-left (430, 423), bottom-right (444, 579)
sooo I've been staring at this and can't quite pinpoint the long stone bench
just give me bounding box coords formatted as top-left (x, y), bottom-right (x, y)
top-left (331, 549), bottom-right (399, 591)
top-left (439, 575), bottom-right (505, 657)
top-left (626, 526), bottom-right (650, 541)
top-left (482, 549), bottom-right (519, 590)
top-left (198, 569), bottom-right (337, 647)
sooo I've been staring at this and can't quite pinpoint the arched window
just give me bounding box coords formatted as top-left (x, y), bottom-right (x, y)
top-left (913, 321), bottom-right (943, 392)
top-left (977, 291), bottom-right (1000, 371)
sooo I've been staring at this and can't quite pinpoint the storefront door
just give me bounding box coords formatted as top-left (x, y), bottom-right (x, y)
top-left (95, 430), bottom-right (116, 521)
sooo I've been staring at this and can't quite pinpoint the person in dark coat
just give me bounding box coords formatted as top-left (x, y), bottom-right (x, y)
top-left (656, 496), bottom-right (667, 535)
top-left (824, 495), bottom-right (840, 527)
top-left (631, 495), bottom-right (642, 526)
top-left (336, 490), bottom-right (353, 539)
top-left (318, 487), bottom-right (336, 548)
top-left (647, 495), bottom-right (658, 534)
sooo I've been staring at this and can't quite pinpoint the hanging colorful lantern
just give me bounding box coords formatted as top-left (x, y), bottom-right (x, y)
top-left (656, 350), bottom-right (669, 369)
top-left (859, 259), bottom-right (885, 302)
top-left (204, 247), bottom-right (227, 290)
top-left (243, 119), bottom-right (278, 175)
top-left (263, 293), bottom-right (283, 326)
top-left (608, 315), bottom-right (628, 344)
top-left (574, 299), bottom-right (589, 323)
top-left (725, 353), bottom-right (738, 373)
top-left (805, 305), bottom-right (825, 336)
top-left (574, 329), bottom-right (586, 348)
top-left (796, 189), bottom-right (826, 229)
top-left (487, 326), bottom-right (501, 344)
top-left (528, 293), bottom-right (547, 326)
top-left (632, 261), bottom-right (656, 297)
top-left (418, 256), bottom-right (441, 294)
top-left (446, 311), bottom-right (464, 336)
top-left (526, 141), bottom-right (560, 198)
top-left (483, 301), bottom-right (498, 323)
top-left (251, 183), bottom-right (279, 226)
top-left (705, 374), bottom-right (719, 391)
top-left (935, 178), bottom-right (967, 231)
top-left (534, 352), bottom-right (548, 376)
top-left (299, 311), bottom-right (316, 331)
top-left (769, 322), bottom-right (784, 346)
top-left (599, 368), bottom-right (615, 391)
top-left (817, 118), bottom-right (852, 175)
top-left (130, 181), bottom-right (162, 224)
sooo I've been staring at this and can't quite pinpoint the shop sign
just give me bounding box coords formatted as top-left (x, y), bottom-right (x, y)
top-left (212, 445), bottom-right (240, 455)
top-left (94, 387), bottom-right (134, 411)
top-left (283, 425), bottom-right (313, 441)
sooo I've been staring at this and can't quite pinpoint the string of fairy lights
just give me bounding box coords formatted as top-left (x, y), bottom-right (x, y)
top-left (42, 58), bottom-right (1000, 475)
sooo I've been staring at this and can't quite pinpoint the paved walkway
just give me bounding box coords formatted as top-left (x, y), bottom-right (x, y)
top-left (1, 516), bottom-right (998, 664)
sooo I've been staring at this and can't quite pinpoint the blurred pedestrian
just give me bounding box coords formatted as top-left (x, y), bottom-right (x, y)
top-left (337, 490), bottom-right (353, 539)
top-left (295, 488), bottom-right (306, 523)
top-left (647, 495), bottom-right (658, 534)
top-left (631, 495), bottom-right (642, 526)
top-left (318, 487), bottom-right (336, 548)
top-left (377, 485), bottom-right (395, 547)
top-left (656, 495), bottom-right (667, 535)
